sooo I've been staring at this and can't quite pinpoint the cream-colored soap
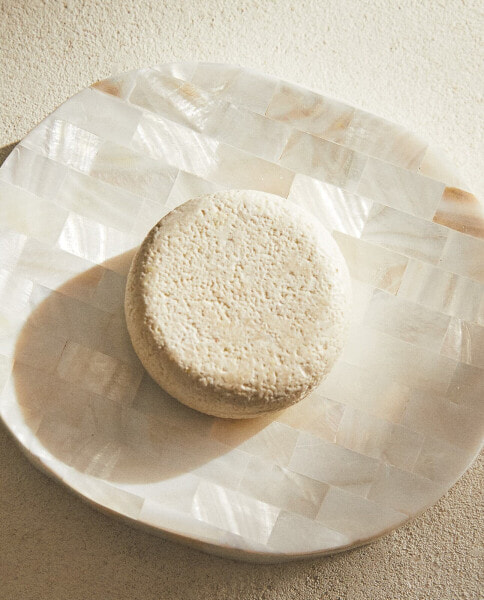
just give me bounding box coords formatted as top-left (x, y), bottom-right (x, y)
top-left (125, 190), bottom-right (351, 418)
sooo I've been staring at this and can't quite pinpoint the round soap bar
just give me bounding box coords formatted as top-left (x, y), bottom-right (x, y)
top-left (125, 190), bottom-right (351, 418)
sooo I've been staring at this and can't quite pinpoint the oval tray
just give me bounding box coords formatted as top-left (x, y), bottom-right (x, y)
top-left (0, 63), bottom-right (483, 562)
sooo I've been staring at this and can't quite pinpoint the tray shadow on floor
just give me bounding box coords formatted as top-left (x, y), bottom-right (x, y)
top-left (13, 249), bottom-right (280, 485)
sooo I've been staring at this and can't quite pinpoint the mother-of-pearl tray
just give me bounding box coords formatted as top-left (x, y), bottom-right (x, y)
top-left (0, 63), bottom-right (483, 562)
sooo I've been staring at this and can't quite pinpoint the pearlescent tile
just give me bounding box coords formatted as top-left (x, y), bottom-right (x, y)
top-left (401, 389), bottom-right (482, 452)
top-left (27, 282), bottom-right (54, 312)
top-left (56, 212), bottom-right (138, 264)
top-left (209, 144), bottom-right (294, 197)
top-left (96, 309), bottom-right (141, 365)
top-left (0, 269), bottom-right (34, 324)
top-left (140, 501), bottom-right (271, 554)
top-left (91, 70), bottom-right (138, 102)
top-left (158, 502), bottom-right (242, 547)
top-left (276, 394), bottom-right (345, 443)
top-left (316, 487), bottom-right (406, 542)
top-left (135, 419), bottom-right (227, 472)
top-left (0, 276), bottom-right (52, 338)
top-left (265, 82), bottom-right (355, 145)
top-left (0, 321), bottom-right (26, 357)
top-left (129, 71), bottom-right (214, 132)
top-left (339, 110), bottom-right (427, 170)
top-left (438, 229), bottom-right (484, 283)
top-left (441, 318), bottom-right (484, 369)
top-left (128, 69), bottom-right (182, 108)
top-left (132, 373), bottom-right (214, 436)
top-left (361, 203), bottom-right (448, 264)
top-left (88, 269), bottom-right (127, 314)
top-left (320, 361), bottom-right (411, 423)
top-left (95, 416), bottom-right (220, 482)
top-left (55, 88), bottom-right (143, 146)
top-left (191, 480), bottom-right (280, 544)
top-left (203, 102), bottom-right (291, 162)
top-left (69, 429), bottom-right (143, 479)
top-left (0, 145), bottom-right (67, 199)
top-left (288, 175), bottom-right (372, 236)
top-left (381, 423), bottom-right (424, 472)
top-left (269, 80), bottom-right (426, 172)
top-left (357, 157), bottom-right (445, 219)
top-left (341, 325), bottom-right (456, 394)
top-left (163, 170), bottom-right (225, 215)
top-left (289, 432), bottom-right (380, 497)
top-left (89, 141), bottom-right (178, 202)
top-left (364, 289), bottom-right (450, 352)
top-left (130, 427), bottom-right (229, 482)
top-left (23, 119), bottom-right (103, 172)
top-left (55, 168), bottom-right (143, 233)
top-left (131, 113), bottom-right (219, 176)
top-left (50, 404), bottom-right (126, 468)
top-left (412, 435), bottom-right (475, 486)
top-left (268, 510), bottom-right (349, 553)
top-left (446, 363), bottom-right (484, 415)
top-left (130, 199), bottom-right (172, 240)
top-left (140, 500), bottom-right (225, 546)
top-left (133, 112), bottom-right (294, 197)
top-left (14, 362), bottom-right (86, 422)
top-left (336, 407), bottom-right (393, 460)
top-left (56, 341), bottom-right (142, 404)
top-left (31, 391), bottom-right (156, 479)
top-left (14, 325), bottom-right (66, 373)
top-left (280, 130), bottom-right (367, 192)
top-left (397, 259), bottom-right (482, 324)
top-left (193, 449), bottom-right (251, 491)
top-left (54, 264), bottom-right (104, 304)
top-left (191, 63), bottom-right (277, 114)
top-left (28, 289), bottom-right (111, 350)
top-left (240, 457), bottom-right (329, 519)
top-left (0, 182), bottom-right (68, 245)
top-left (368, 464), bottom-right (445, 515)
top-left (0, 229), bottom-right (27, 271)
top-left (116, 473), bottom-right (201, 513)
top-left (433, 187), bottom-right (484, 239)
top-left (333, 232), bottom-right (408, 294)
top-left (347, 279), bottom-right (375, 323)
top-left (211, 420), bottom-right (299, 468)
top-left (15, 238), bottom-right (96, 293)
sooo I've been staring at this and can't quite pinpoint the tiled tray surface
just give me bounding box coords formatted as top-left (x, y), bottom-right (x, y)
top-left (0, 63), bottom-right (482, 562)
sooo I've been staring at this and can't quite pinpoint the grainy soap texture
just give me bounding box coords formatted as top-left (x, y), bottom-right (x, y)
top-left (125, 190), bottom-right (351, 418)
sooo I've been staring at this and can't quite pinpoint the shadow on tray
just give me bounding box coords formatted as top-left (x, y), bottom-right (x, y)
top-left (13, 249), bottom-right (280, 485)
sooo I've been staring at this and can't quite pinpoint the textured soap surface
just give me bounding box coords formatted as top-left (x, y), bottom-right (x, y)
top-left (0, 63), bottom-right (482, 562)
top-left (125, 190), bottom-right (351, 418)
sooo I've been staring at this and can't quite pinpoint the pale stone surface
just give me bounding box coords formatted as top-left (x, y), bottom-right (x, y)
top-left (288, 175), bottom-right (373, 237)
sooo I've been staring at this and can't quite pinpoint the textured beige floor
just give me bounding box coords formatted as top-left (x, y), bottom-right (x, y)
top-left (1, 1), bottom-right (483, 598)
